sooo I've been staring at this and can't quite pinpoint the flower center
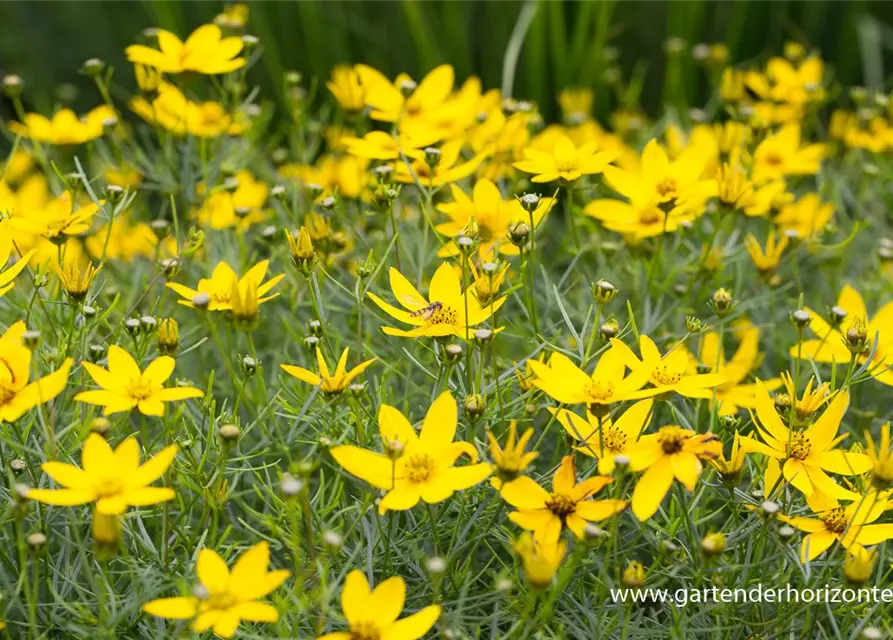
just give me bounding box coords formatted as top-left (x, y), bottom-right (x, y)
top-left (0, 383), bottom-right (16, 406)
top-left (586, 380), bottom-right (615, 401)
top-left (763, 151), bottom-right (784, 167)
top-left (126, 378), bottom-right (154, 400)
top-left (426, 306), bottom-right (458, 326)
top-left (652, 363), bottom-right (683, 386)
top-left (822, 507), bottom-right (848, 534)
top-left (404, 453), bottom-right (435, 483)
top-left (788, 432), bottom-right (812, 460)
top-left (655, 178), bottom-right (678, 199)
top-left (602, 426), bottom-right (627, 451)
top-left (350, 620), bottom-right (382, 640)
top-left (639, 208), bottom-right (664, 226)
top-left (546, 492), bottom-right (576, 518)
top-left (95, 475), bottom-right (125, 497)
top-left (658, 429), bottom-right (688, 455)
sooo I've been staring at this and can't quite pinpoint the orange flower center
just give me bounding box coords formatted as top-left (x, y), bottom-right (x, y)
top-left (426, 305), bottom-right (458, 326)
top-left (655, 178), bottom-right (678, 199)
top-left (602, 426), bottom-right (627, 451)
top-left (658, 428), bottom-right (688, 455)
top-left (821, 507), bottom-right (848, 534)
top-left (350, 620), bottom-right (382, 640)
top-left (404, 453), bottom-right (435, 483)
top-left (546, 492), bottom-right (576, 518)
top-left (763, 151), bottom-right (784, 167)
top-left (0, 383), bottom-right (15, 406)
top-left (788, 432), bottom-right (812, 460)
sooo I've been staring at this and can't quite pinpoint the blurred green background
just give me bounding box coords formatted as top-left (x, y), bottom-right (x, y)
top-left (2, 0), bottom-right (893, 120)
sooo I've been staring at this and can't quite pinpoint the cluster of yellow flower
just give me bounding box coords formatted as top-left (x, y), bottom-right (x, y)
top-left (3, 5), bottom-right (893, 636)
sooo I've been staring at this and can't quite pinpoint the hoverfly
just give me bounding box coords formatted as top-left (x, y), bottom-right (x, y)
top-left (409, 301), bottom-right (443, 321)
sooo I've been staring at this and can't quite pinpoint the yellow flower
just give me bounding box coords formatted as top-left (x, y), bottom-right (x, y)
top-left (435, 179), bottom-right (555, 259)
top-left (697, 323), bottom-right (779, 415)
top-left (214, 3), bottom-right (250, 30)
top-left (0, 321), bottom-right (72, 422)
top-left (601, 139), bottom-right (716, 217)
top-left (125, 24), bottom-right (246, 75)
top-left (789, 285), bottom-right (893, 387)
top-left (0, 244), bottom-right (34, 297)
top-left (342, 129), bottom-right (439, 161)
top-left (316, 570), bottom-right (440, 640)
top-left (710, 432), bottom-right (748, 481)
top-left (773, 193), bottom-right (833, 242)
top-left (327, 66), bottom-right (365, 112)
top-left (739, 381), bottom-right (871, 499)
top-left (28, 191), bottom-right (103, 242)
top-left (167, 260), bottom-right (284, 311)
top-left (844, 545), bottom-right (877, 584)
top-left (56, 261), bottom-right (102, 302)
top-left (131, 83), bottom-right (248, 138)
top-left (514, 532), bottom-right (567, 588)
top-left (626, 426), bottom-right (722, 521)
top-left (105, 163), bottom-right (144, 189)
top-left (196, 171), bottom-right (269, 231)
top-left (330, 391), bottom-right (491, 514)
top-left (745, 230), bottom-right (789, 276)
top-left (558, 87), bottom-right (594, 123)
top-left (281, 347), bottom-right (376, 395)
top-left (552, 400), bottom-right (653, 474)
top-left (514, 353), bottom-right (544, 392)
top-left (134, 63), bottom-right (162, 92)
top-left (394, 139), bottom-right (486, 187)
top-left (583, 199), bottom-right (694, 242)
top-left (74, 345), bottom-right (203, 416)
top-left (488, 420), bottom-right (538, 488)
top-left (229, 278), bottom-right (263, 330)
top-left (469, 259), bottom-right (509, 307)
top-left (752, 125), bottom-right (826, 183)
top-left (526, 347), bottom-right (646, 409)
top-left (367, 263), bottom-right (505, 339)
top-left (501, 454), bottom-right (626, 541)
top-left (514, 135), bottom-right (616, 183)
top-left (778, 491), bottom-right (893, 562)
top-left (9, 106), bottom-right (115, 145)
top-left (622, 560), bottom-right (646, 588)
top-left (778, 371), bottom-right (829, 423)
top-left (720, 68), bottom-right (746, 103)
top-left (356, 63), bottom-right (455, 125)
top-left (612, 335), bottom-right (726, 400)
top-left (866, 423), bottom-right (893, 489)
top-left (157, 318), bottom-right (180, 356)
top-left (143, 542), bottom-right (290, 639)
top-left (27, 433), bottom-right (177, 515)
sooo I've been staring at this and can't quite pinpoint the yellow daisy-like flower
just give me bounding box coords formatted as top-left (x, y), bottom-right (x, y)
top-left (435, 178), bottom-right (555, 259)
top-left (343, 128), bottom-right (441, 161)
top-left (773, 193), bottom-right (833, 241)
top-left (393, 139), bottom-right (486, 187)
top-left (143, 542), bottom-right (290, 639)
top-left (488, 420), bottom-right (539, 489)
top-left (125, 24), bottom-right (246, 75)
top-left (356, 63), bottom-right (455, 126)
top-left (744, 229), bottom-right (789, 276)
top-left (0, 321), bottom-right (72, 422)
top-left (367, 263), bottom-right (505, 339)
top-left (612, 335), bottom-right (726, 400)
top-left (626, 426), bottom-right (722, 521)
top-left (778, 491), bottom-right (893, 562)
top-left (74, 345), bottom-right (203, 416)
top-left (739, 381), bottom-right (871, 499)
top-left (130, 83), bottom-right (248, 138)
top-left (866, 423), bottom-right (893, 488)
top-left (514, 135), bottom-right (616, 183)
top-left (710, 432), bottom-right (748, 481)
top-left (9, 105), bottom-right (115, 145)
top-left (166, 260), bottom-right (284, 311)
top-left (316, 570), bottom-right (441, 640)
top-left (27, 433), bottom-right (177, 515)
top-left (752, 124), bottom-right (826, 183)
top-left (196, 170), bottom-right (269, 231)
top-left (501, 454), bottom-right (626, 541)
top-left (281, 347), bottom-right (376, 395)
top-left (326, 65), bottom-right (367, 112)
top-left (331, 391), bottom-right (491, 514)
top-left (551, 399), bottom-right (653, 475)
top-left (514, 532), bottom-right (567, 588)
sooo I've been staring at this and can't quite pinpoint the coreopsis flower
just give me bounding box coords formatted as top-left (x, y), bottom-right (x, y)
top-left (125, 24), bottom-right (246, 75)
top-left (469, 259), bottom-right (509, 306)
top-left (600, 139), bottom-right (716, 218)
top-left (74, 345), bottom-right (203, 416)
top-left (356, 63), bottom-right (455, 125)
top-left (27, 434), bottom-right (177, 514)
top-left (196, 170), bottom-right (269, 230)
top-left (773, 193), bottom-right (833, 241)
top-left (697, 323), bottom-right (780, 415)
top-left (31, 191), bottom-right (103, 243)
top-left (752, 125), bottom-right (826, 182)
top-left (56, 261), bottom-right (102, 302)
top-left (514, 532), bottom-right (567, 588)
top-left (367, 263), bottom-right (505, 339)
top-left (558, 87), bottom-right (594, 123)
top-left (393, 140), bottom-right (485, 187)
top-left (9, 105), bottom-right (115, 145)
top-left (789, 285), bottom-right (893, 386)
top-left (157, 318), bottom-right (180, 356)
top-left (778, 371), bottom-right (829, 423)
top-left (583, 199), bottom-right (694, 242)
top-left (626, 426), bottom-right (722, 521)
top-left (621, 561), bottom-right (646, 589)
top-left (0, 244), bottom-right (33, 297)
top-left (514, 353), bottom-right (545, 392)
top-left (0, 322), bottom-right (72, 422)
top-left (488, 420), bottom-right (538, 489)
top-left (143, 542), bottom-right (290, 639)
top-left (167, 260), bottom-right (284, 311)
top-left (745, 56), bottom-right (825, 125)
top-left (229, 278), bottom-right (262, 330)
top-left (134, 63), bottom-right (162, 92)
top-left (285, 226), bottom-right (318, 275)
top-left (326, 65), bottom-right (367, 112)
top-left (551, 400), bottom-right (654, 474)
top-left (745, 229), bottom-right (789, 276)
top-left (213, 3), bottom-right (250, 29)
top-left (866, 423), bottom-right (893, 489)
top-left (844, 546), bottom-right (877, 584)
top-left (611, 335), bottom-right (725, 400)
top-left (513, 135), bottom-right (616, 183)
top-left (435, 179), bottom-right (555, 258)
top-left (778, 491), bottom-right (893, 562)
top-left (330, 391), bottom-right (491, 514)
top-left (710, 432), bottom-right (748, 482)
top-left (739, 381), bottom-right (871, 499)
top-left (281, 347), bottom-right (375, 395)
top-left (526, 348), bottom-right (646, 410)
top-left (343, 128), bottom-right (440, 161)
top-left (501, 455), bottom-right (626, 541)
top-left (316, 570), bottom-right (440, 640)
top-left (131, 83), bottom-right (248, 137)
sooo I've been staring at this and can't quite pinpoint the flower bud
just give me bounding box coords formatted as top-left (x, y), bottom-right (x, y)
top-left (700, 532), bottom-right (726, 556)
top-left (709, 288), bottom-right (734, 317)
top-left (192, 292), bottom-right (211, 310)
top-left (22, 330), bottom-right (40, 350)
top-left (442, 343), bottom-right (463, 363)
top-left (219, 424), bottom-right (241, 442)
top-left (90, 417), bottom-right (111, 436)
top-left (591, 280), bottom-right (618, 305)
top-left (599, 319), bottom-right (620, 341)
top-left (3, 74), bottom-right (23, 97)
top-left (621, 561), bottom-right (646, 589)
top-left (124, 318), bottom-right (141, 335)
top-left (845, 317), bottom-right (870, 355)
top-left (27, 532), bottom-right (47, 554)
top-left (241, 356), bottom-right (258, 377)
top-left (829, 305), bottom-right (847, 327)
top-left (423, 147), bottom-right (441, 169)
top-left (790, 309), bottom-right (811, 328)
top-left (519, 193), bottom-right (540, 214)
top-left (157, 318), bottom-right (179, 355)
top-left (508, 221), bottom-right (530, 247)
top-left (280, 473), bottom-right (304, 497)
top-left (105, 184), bottom-right (124, 204)
top-left (80, 58), bottom-right (106, 77)
top-left (464, 394), bottom-right (486, 418)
